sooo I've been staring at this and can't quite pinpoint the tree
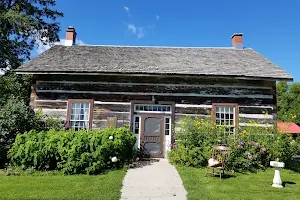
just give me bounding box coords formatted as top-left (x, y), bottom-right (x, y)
top-left (0, 98), bottom-right (40, 163)
top-left (0, 0), bottom-right (63, 70)
top-left (277, 81), bottom-right (300, 124)
top-left (0, 73), bottom-right (63, 165)
top-left (0, 73), bottom-right (31, 106)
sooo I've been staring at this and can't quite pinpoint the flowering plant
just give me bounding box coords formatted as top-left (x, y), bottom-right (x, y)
top-left (168, 116), bottom-right (300, 172)
top-left (226, 122), bottom-right (299, 172)
top-left (127, 157), bottom-right (140, 168)
top-left (111, 157), bottom-right (118, 163)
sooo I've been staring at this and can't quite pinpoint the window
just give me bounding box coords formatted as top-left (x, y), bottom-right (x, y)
top-left (213, 104), bottom-right (238, 134)
top-left (134, 104), bottom-right (171, 113)
top-left (67, 100), bottom-right (93, 130)
top-left (164, 117), bottom-right (171, 135)
top-left (134, 115), bottom-right (140, 134)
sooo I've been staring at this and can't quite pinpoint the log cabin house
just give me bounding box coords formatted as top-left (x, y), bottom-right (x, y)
top-left (15, 26), bottom-right (293, 158)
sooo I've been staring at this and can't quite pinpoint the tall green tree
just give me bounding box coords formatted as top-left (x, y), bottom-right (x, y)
top-left (0, 0), bottom-right (63, 70)
top-left (277, 81), bottom-right (300, 124)
top-left (0, 0), bottom-right (63, 166)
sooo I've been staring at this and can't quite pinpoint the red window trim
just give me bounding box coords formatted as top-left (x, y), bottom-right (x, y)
top-left (212, 103), bottom-right (239, 128)
top-left (66, 99), bottom-right (94, 129)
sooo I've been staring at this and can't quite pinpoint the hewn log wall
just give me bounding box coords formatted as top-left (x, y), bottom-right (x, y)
top-left (30, 74), bottom-right (277, 128)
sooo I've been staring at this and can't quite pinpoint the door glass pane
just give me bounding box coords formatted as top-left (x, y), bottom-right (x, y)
top-left (144, 117), bottom-right (160, 135)
top-left (144, 143), bottom-right (160, 154)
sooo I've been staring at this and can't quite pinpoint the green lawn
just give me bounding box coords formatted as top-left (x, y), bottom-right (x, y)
top-left (0, 169), bottom-right (126, 200)
top-left (176, 166), bottom-right (300, 200)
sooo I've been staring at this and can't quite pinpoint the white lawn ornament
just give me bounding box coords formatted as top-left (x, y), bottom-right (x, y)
top-left (111, 157), bottom-right (118, 163)
top-left (270, 160), bottom-right (285, 188)
top-left (208, 158), bottom-right (220, 167)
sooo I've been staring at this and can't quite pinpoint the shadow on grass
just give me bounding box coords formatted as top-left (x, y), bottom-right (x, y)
top-left (221, 173), bottom-right (236, 179)
top-left (283, 181), bottom-right (296, 187)
top-left (288, 160), bottom-right (300, 173)
top-left (206, 172), bottom-right (236, 179)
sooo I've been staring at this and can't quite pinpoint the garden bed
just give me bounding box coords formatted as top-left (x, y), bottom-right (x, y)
top-left (176, 166), bottom-right (300, 200)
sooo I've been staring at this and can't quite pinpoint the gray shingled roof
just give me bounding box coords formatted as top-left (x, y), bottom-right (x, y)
top-left (15, 45), bottom-right (293, 80)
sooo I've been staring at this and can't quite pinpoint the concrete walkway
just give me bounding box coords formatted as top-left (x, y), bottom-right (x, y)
top-left (121, 159), bottom-right (187, 200)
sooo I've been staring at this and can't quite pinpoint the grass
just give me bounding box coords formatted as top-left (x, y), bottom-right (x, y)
top-left (0, 169), bottom-right (126, 200)
top-left (176, 166), bottom-right (300, 200)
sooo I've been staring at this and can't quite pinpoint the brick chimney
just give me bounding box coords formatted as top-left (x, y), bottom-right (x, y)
top-left (231, 33), bottom-right (243, 49)
top-left (65, 26), bottom-right (76, 46)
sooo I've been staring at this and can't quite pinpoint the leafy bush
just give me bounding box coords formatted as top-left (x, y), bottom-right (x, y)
top-left (0, 73), bottom-right (37, 166)
top-left (0, 74), bottom-right (65, 165)
top-left (0, 98), bottom-right (41, 164)
top-left (0, 73), bottom-right (32, 106)
top-left (169, 117), bottom-right (300, 172)
top-left (8, 127), bottom-right (136, 174)
top-left (168, 117), bottom-right (218, 167)
top-left (227, 125), bottom-right (300, 172)
top-left (35, 109), bottom-right (64, 131)
top-left (0, 100), bottom-right (62, 165)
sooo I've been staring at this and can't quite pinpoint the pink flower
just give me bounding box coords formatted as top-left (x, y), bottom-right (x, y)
top-left (248, 153), bottom-right (253, 159)
top-left (262, 147), bottom-right (267, 152)
top-left (136, 157), bottom-right (140, 161)
top-left (231, 170), bottom-right (235, 174)
top-left (128, 164), bottom-right (134, 168)
top-left (169, 143), bottom-right (173, 147)
top-left (251, 141), bottom-right (256, 146)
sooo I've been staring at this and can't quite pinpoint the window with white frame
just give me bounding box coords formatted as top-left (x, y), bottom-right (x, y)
top-left (68, 100), bottom-right (93, 130)
top-left (133, 115), bottom-right (140, 134)
top-left (213, 105), bottom-right (237, 134)
top-left (134, 104), bottom-right (171, 113)
top-left (164, 117), bottom-right (171, 135)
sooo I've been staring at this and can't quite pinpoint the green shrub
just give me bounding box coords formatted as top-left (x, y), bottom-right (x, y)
top-left (0, 101), bottom-right (62, 165)
top-left (168, 117), bottom-right (219, 167)
top-left (35, 109), bottom-right (64, 131)
top-left (0, 73), bottom-right (42, 166)
top-left (169, 117), bottom-right (300, 172)
top-left (8, 127), bottom-right (136, 174)
top-left (227, 124), bottom-right (299, 172)
top-left (0, 98), bottom-right (41, 164)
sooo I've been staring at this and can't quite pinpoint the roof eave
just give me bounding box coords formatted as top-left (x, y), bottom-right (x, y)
top-left (15, 71), bottom-right (294, 82)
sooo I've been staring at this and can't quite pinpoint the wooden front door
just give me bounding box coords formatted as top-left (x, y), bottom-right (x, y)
top-left (141, 114), bottom-right (163, 158)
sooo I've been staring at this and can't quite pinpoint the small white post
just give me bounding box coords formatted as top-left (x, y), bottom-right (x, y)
top-left (270, 161), bottom-right (285, 188)
top-left (272, 167), bottom-right (283, 188)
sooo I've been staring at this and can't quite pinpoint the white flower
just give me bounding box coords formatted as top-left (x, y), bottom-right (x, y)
top-left (111, 156), bottom-right (118, 163)
top-left (109, 136), bottom-right (113, 140)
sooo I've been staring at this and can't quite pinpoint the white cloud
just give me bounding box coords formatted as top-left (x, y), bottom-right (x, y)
top-left (137, 27), bottom-right (145, 39)
top-left (124, 6), bottom-right (129, 13)
top-left (127, 24), bottom-right (137, 34)
top-left (127, 24), bottom-right (145, 39)
top-left (36, 38), bottom-right (86, 55)
top-left (156, 15), bottom-right (160, 20)
top-left (75, 39), bottom-right (86, 45)
top-left (124, 6), bottom-right (131, 17)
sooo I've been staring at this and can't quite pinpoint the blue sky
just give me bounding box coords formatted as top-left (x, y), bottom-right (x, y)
top-left (39, 0), bottom-right (300, 81)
